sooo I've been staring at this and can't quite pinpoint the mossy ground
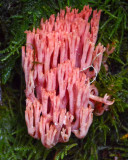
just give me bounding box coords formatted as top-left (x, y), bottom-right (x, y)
top-left (0, 0), bottom-right (128, 159)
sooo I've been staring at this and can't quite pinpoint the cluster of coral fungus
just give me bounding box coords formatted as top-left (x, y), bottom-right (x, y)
top-left (22, 5), bottom-right (114, 148)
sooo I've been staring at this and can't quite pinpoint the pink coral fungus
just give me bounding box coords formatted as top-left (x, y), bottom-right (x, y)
top-left (22, 5), bottom-right (114, 148)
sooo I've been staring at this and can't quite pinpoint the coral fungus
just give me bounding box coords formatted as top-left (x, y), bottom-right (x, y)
top-left (22, 5), bottom-right (114, 148)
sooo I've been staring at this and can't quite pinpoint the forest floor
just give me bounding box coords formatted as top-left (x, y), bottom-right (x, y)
top-left (0, 0), bottom-right (128, 160)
